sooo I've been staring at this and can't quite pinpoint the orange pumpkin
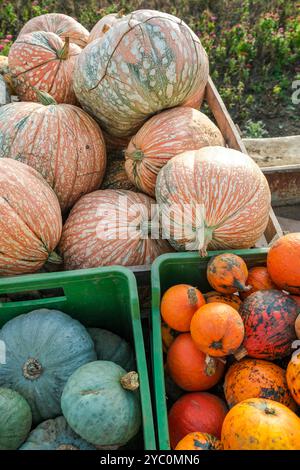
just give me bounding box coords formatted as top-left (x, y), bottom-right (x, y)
top-left (221, 398), bottom-right (300, 450)
top-left (167, 333), bottom-right (225, 391)
top-left (224, 358), bottom-right (297, 411)
top-left (207, 253), bottom-right (250, 294)
top-left (240, 266), bottom-right (277, 299)
top-left (204, 291), bottom-right (242, 311)
top-left (286, 351), bottom-right (300, 405)
top-left (161, 322), bottom-right (178, 353)
top-left (190, 302), bottom-right (244, 357)
top-left (267, 233), bottom-right (300, 295)
top-left (88, 12), bottom-right (124, 43)
top-left (161, 284), bottom-right (206, 332)
top-left (175, 432), bottom-right (223, 451)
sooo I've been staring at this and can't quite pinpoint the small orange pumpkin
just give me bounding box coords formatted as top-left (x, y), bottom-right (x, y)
top-left (240, 266), bottom-right (277, 299)
top-left (286, 351), bottom-right (300, 405)
top-left (190, 302), bottom-right (244, 357)
top-left (161, 285), bottom-right (206, 332)
top-left (161, 322), bottom-right (178, 353)
top-left (204, 291), bottom-right (242, 311)
top-left (207, 253), bottom-right (250, 294)
top-left (267, 233), bottom-right (300, 294)
top-left (175, 432), bottom-right (223, 451)
top-left (224, 358), bottom-right (297, 411)
top-left (221, 398), bottom-right (300, 450)
top-left (167, 333), bottom-right (225, 391)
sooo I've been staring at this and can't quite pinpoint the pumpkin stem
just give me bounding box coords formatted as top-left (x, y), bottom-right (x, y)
top-left (120, 371), bottom-right (139, 391)
top-left (56, 444), bottom-right (79, 450)
top-left (23, 358), bottom-right (43, 380)
top-left (233, 279), bottom-right (252, 292)
top-left (204, 354), bottom-right (217, 376)
top-left (48, 251), bottom-right (63, 265)
top-left (234, 346), bottom-right (248, 361)
top-left (128, 150), bottom-right (144, 161)
top-left (102, 24), bottom-right (111, 34)
top-left (34, 88), bottom-right (57, 106)
top-left (57, 37), bottom-right (70, 60)
top-left (198, 226), bottom-right (214, 257)
top-left (187, 287), bottom-right (198, 306)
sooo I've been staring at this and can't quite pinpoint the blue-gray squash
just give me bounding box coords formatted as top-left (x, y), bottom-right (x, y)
top-left (20, 416), bottom-right (95, 450)
top-left (87, 328), bottom-right (135, 371)
top-left (0, 309), bottom-right (96, 423)
top-left (61, 361), bottom-right (141, 447)
top-left (0, 387), bottom-right (32, 450)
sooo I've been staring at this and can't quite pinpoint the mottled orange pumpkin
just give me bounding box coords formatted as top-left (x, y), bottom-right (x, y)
top-left (240, 266), bottom-right (277, 299)
top-left (221, 398), bottom-right (300, 450)
top-left (162, 322), bottom-right (178, 353)
top-left (190, 302), bottom-right (244, 357)
top-left (204, 291), bottom-right (242, 311)
top-left (207, 253), bottom-right (251, 294)
top-left (167, 333), bottom-right (225, 391)
top-left (161, 285), bottom-right (206, 332)
top-left (286, 351), bottom-right (300, 405)
top-left (224, 358), bottom-right (297, 411)
top-left (267, 233), bottom-right (300, 295)
top-left (175, 432), bottom-right (223, 451)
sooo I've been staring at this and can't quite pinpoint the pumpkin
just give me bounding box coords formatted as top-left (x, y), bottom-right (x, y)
top-left (0, 93), bottom-right (106, 212)
top-left (125, 107), bottom-right (224, 197)
top-left (156, 147), bottom-right (271, 256)
top-left (161, 284), bottom-right (205, 332)
top-left (74, 10), bottom-right (209, 138)
top-left (61, 361), bottom-right (141, 447)
top-left (240, 266), bottom-right (277, 300)
top-left (267, 233), bottom-right (300, 295)
top-left (0, 309), bottom-right (96, 423)
top-left (295, 313), bottom-right (300, 339)
top-left (207, 253), bottom-right (250, 294)
top-left (88, 328), bottom-right (135, 371)
top-left (221, 398), bottom-right (300, 450)
top-left (101, 160), bottom-right (136, 192)
top-left (60, 189), bottom-right (171, 269)
top-left (224, 359), bottom-right (297, 411)
top-left (88, 12), bottom-right (125, 43)
top-left (286, 351), bottom-right (300, 406)
top-left (175, 432), bottom-right (223, 451)
top-left (168, 392), bottom-right (228, 449)
top-left (0, 158), bottom-right (62, 276)
top-left (161, 322), bottom-right (178, 353)
top-left (20, 416), bottom-right (95, 450)
top-left (9, 31), bottom-right (81, 104)
top-left (236, 289), bottom-right (298, 360)
top-left (167, 333), bottom-right (225, 391)
top-left (204, 291), bottom-right (242, 311)
top-left (182, 86), bottom-right (205, 110)
top-left (17, 13), bottom-right (89, 48)
top-left (190, 303), bottom-right (244, 357)
top-left (0, 388), bottom-right (32, 450)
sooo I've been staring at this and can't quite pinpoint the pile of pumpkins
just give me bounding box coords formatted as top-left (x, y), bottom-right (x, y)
top-left (0, 309), bottom-right (141, 450)
top-left (0, 9), bottom-right (272, 276)
top-left (161, 233), bottom-right (300, 450)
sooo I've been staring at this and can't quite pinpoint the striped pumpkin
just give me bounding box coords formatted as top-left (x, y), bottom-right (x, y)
top-left (88, 12), bottom-right (124, 44)
top-left (60, 189), bottom-right (171, 269)
top-left (156, 146), bottom-right (271, 255)
top-left (0, 158), bottom-right (62, 276)
top-left (9, 31), bottom-right (81, 104)
top-left (0, 92), bottom-right (106, 212)
top-left (74, 10), bottom-right (209, 138)
top-left (17, 13), bottom-right (89, 48)
top-left (125, 107), bottom-right (224, 197)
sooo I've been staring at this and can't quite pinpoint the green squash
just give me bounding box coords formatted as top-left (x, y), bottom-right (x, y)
top-left (61, 361), bottom-right (141, 447)
top-left (0, 387), bottom-right (32, 450)
top-left (88, 328), bottom-right (135, 371)
top-left (20, 416), bottom-right (95, 450)
top-left (0, 309), bottom-right (96, 423)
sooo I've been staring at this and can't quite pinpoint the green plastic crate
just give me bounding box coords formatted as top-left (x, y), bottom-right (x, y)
top-left (151, 248), bottom-right (269, 450)
top-left (0, 266), bottom-right (156, 450)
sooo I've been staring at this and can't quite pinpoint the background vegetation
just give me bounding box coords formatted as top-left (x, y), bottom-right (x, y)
top-left (0, 0), bottom-right (299, 137)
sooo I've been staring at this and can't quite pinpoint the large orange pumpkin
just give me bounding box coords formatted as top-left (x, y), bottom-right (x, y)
top-left (74, 10), bottom-right (209, 138)
top-left (156, 147), bottom-right (271, 256)
top-left (224, 358), bottom-right (297, 411)
top-left (125, 107), bottom-right (224, 197)
top-left (175, 432), bottom-right (223, 451)
top-left (204, 291), bottom-right (242, 311)
top-left (267, 233), bottom-right (300, 295)
top-left (168, 392), bottom-right (228, 449)
top-left (240, 266), bottom-right (277, 299)
top-left (286, 351), bottom-right (300, 405)
top-left (0, 158), bottom-right (62, 276)
top-left (0, 93), bottom-right (106, 212)
top-left (207, 253), bottom-right (250, 294)
top-left (190, 303), bottom-right (244, 357)
top-left (221, 398), bottom-right (300, 450)
top-left (161, 284), bottom-right (206, 332)
top-left (88, 12), bottom-right (124, 43)
top-left (17, 13), bottom-right (89, 48)
top-left (9, 31), bottom-right (81, 104)
top-left (167, 333), bottom-right (225, 391)
top-left (60, 189), bottom-right (171, 269)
